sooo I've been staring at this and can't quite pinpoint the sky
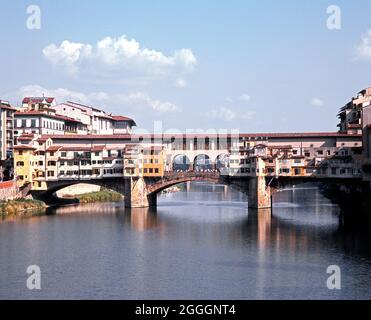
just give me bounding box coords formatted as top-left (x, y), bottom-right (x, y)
top-left (1, 0), bottom-right (371, 133)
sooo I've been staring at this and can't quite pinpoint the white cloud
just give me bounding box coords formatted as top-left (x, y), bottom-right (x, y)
top-left (311, 98), bottom-right (324, 107)
top-left (208, 107), bottom-right (256, 122)
top-left (4, 85), bottom-right (180, 113)
top-left (356, 29), bottom-right (371, 59)
top-left (240, 93), bottom-right (251, 102)
top-left (43, 35), bottom-right (197, 81)
top-left (112, 92), bottom-right (180, 112)
top-left (175, 78), bottom-right (187, 88)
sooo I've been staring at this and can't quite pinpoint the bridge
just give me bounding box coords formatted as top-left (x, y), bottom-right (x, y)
top-left (31, 172), bottom-right (269, 208)
top-left (13, 129), bottom-right (365, 209)
top-left (30, 169), bottom-right (364, 210)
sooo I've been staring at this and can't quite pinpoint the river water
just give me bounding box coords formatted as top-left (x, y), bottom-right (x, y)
top-left (0, 182), bottom-right (370, 300)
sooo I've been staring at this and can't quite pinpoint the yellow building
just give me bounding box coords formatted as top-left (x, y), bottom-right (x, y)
top-left (13, 145), bottom-right (36, 188)
top-left (142, 146), bottom-right (165, 177)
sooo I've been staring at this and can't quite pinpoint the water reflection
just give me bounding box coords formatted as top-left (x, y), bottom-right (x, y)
top-left (0, 183), bottom-right (370, 299)
top-left (126, 207), bottom-right (158, 232)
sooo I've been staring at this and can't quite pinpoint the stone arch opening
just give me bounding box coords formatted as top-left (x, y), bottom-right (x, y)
top-left (30, 178), bottom-right (126, 204)
top-left (215, 154), bottom-right (230, 172)
top-left (193, 154), bottom-right (212, 171)
top-left (172, 154), bottom-right (191, 171)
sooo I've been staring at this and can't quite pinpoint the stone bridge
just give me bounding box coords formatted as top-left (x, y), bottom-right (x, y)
top-left (125, 172), bottom-right (272, 209)
top-left (30, 172), bottom-right (365, 210)
top-left (31, 172), bottom-right (272, 209)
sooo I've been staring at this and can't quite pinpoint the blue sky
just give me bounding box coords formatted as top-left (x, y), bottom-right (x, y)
top-left (1, 0), bottom-right (371, 133)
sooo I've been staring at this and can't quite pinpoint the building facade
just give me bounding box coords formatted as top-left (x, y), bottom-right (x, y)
top-left (52, 101), bottom-right (136, 135)
top-left (0, 100), bottom-right (16, 180)
top-left (11, 131), bottom-right (364, 192)
top-left (337, 87), bottom-right (371, 135)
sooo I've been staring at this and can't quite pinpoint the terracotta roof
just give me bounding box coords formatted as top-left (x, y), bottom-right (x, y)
top-left (60, 146), bottom-right (92, 152)
top-left (112, 115), bottom-right (137, 126)
top-left (17, 136), bottom-right (34, 141)
top-left (23, 97), bottom-right (55, 104)
top-left (43, 134), bottom-right (132, 140)
top-left (19, 133), bottom-right (34, 137)
top-left (91, 145), bottom-right (106, 152)
top-left (46, 146), bottom-right (62, 152)
top-left (112, 115), bottom-right (131, 121)
top-left (0, 103), bottom-right (17, 111)
top-left (13, 145), bottom-right (36, 150)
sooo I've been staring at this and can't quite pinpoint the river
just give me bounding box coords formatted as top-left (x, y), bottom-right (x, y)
top-left (0, 182), bottom-right (370, 300)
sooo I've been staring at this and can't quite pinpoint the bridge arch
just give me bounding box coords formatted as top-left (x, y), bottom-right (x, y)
top-left (147, 173), bottom-right (228, 196)
top-left (30, 178), bottom-right (126, 203)
top-left (172, 154), bottom-right (191, 171)
top-left (215, 154), bottom-right (230, 170)
top-left (193, 154), bottom-right (212, 171)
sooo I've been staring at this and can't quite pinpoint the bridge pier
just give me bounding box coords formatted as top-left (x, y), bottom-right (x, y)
top-left (124, 177), bottom-right (157, 208)
top-left (248, 176), bottom-right (271, 209)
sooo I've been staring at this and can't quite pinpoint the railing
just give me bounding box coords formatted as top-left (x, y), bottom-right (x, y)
top-left (163, 171), bottom-right (221, 181)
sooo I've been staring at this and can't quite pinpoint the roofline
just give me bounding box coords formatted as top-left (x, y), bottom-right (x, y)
top-left (15, 111), bottom-right (83, 123)
top-left (40, 132), bottom-right (362, 141)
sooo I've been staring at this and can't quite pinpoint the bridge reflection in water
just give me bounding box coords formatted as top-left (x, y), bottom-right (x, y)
top-left (2, 182), bottom-right (371, 299)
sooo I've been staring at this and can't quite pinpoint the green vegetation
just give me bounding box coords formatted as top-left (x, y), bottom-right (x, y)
top-left (76, 189), bottom-right (123, 204)
top-left (0, 199), bottom-right (47, 216)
